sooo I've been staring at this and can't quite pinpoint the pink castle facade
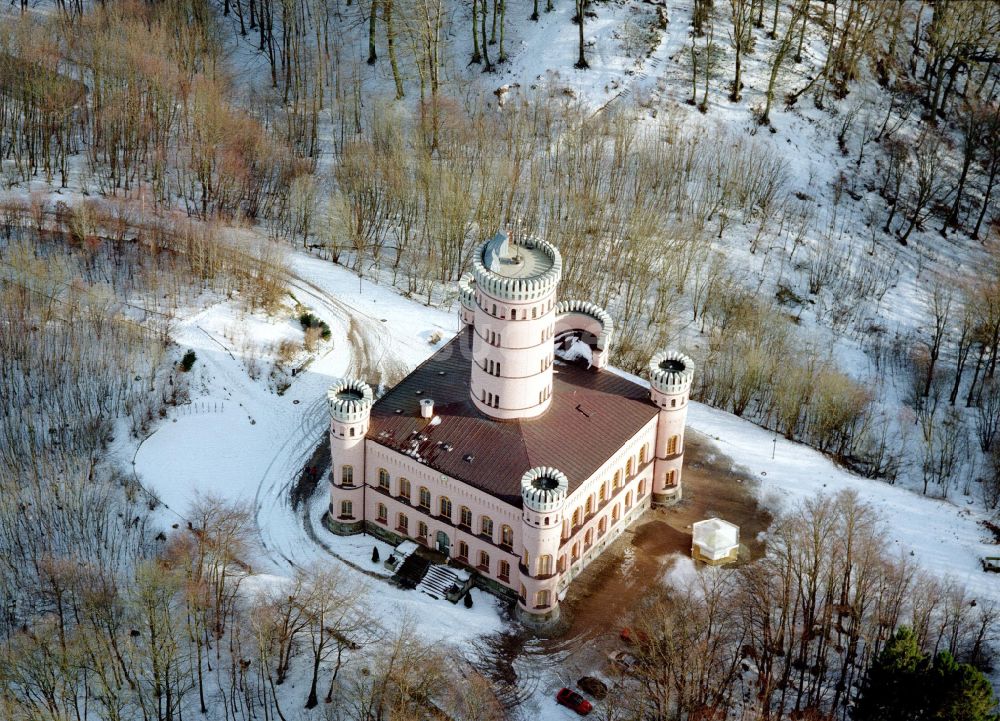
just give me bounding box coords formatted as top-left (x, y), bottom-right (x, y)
top-left (326, 232), bottom-right (693, 624)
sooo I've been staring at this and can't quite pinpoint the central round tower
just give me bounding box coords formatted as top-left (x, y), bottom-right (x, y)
top-left (469, 231), bottom-right (562, 420)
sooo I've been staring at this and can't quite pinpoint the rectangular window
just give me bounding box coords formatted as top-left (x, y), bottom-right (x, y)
top-left (498, 560), bottom-right (510, 581)
top-left (668, 435), bottom-right (679, 455)
top-left (378, 468), bottom-right (390, 491)
top-left (398, 513), bottom-right (409, 532)
top-left (377, 503), bottom-right (387, 522)
top-left (419, 487), bottom-right (431, 509)
top-left (478, 550), bottom-right (490, 570)
top-left (460, 506), bottom-right (473, 528)
top-left (481, 517), bottom-right (494, 538)
top-left (341, 466), bottom-right (353, 486)
top-left (340, 500), bottom-right (353, 518)
top-left (457, 541), bottom-right (469, 560)
top-left (399, 478), bottom-right (411, 500)
top-left (418, 521), bottom-right (428, 538)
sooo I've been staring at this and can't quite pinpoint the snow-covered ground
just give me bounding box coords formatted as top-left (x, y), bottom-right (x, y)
top-left (120, 240), bottom-right (999, 719)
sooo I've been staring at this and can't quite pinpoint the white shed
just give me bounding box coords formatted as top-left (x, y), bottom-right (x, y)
top-left (691, 518), bottom-right (740, 565)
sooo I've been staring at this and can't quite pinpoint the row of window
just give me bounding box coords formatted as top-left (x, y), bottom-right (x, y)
top-left (481, 296), bottom-right (554, 321)
top-left (481, 389), bottom-right (501, 409)
top-left (486, 358), bottom-right (501, 376)
top-left (375, 469), bottom-right (515, 546)
top-left (562, 445), bottom-right (650, 534)
top-left (376, 506), bottom-right (514, 581)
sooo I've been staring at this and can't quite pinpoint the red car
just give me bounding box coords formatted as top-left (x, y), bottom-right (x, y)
top-left (556, 687), bottom-right (593, 715)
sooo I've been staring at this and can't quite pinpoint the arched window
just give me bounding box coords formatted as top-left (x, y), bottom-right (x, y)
top-left (500, 525), bottom-right (513, 547)
top-left (562, 519), bottom-right (570, 540)
top-left (668, 435), bottom-right (679, 455)
top-left (349, 427), bottom-right (355, 437)
top-left (535, 590), bottom-right (550, 608)
top-left (666, 470), bottom-right (678, 488)
top-left (585, 528), bottom-right (593, 548)
top-left (599, 481), bottom-right (607, 503)
top-left (478, 550), bottom-right (490, 570)
top-left (457, 541), bottom-right (469, 560)
top-left (399, 477), bottom-right (411, 500)
top-left (397, 513), bottom-right (409, 532)
top-left (612, 505), bottom-right (620, 523)
top-left (585, 495), bottom-right (594, 516)
top-left (377, 503), bottom-right (387, 522)
top-left (638, 479), bottom-right (646, 497)
top-left (671, 398), bottom-right (677, 407)
top-left (613, 470), bottom-right (621, 490)
top-left (572, 508), bottom-right (581, 528)
top-left (626, 458), bottom-right (633, 476)
top-left (538, 555), bottom-right (553, 576)
top-left (439, 496), bottom-right (453, 519)
top-left (419, 486), bottom-right (431, 510)
top-left (341, 465), bottom-right (353, 486)
top-left (625, 491), bottom-right (633, 510)
top-left (498, 560), bottom-right (511, 581)
top-left (460, 506), bottom-right (473, 528)
top-left (532, 307), bottom-right (537, 319)
top-left (571, 542), bottom-right (580, 561)
top-left (340, 500), bottom-right (353, 518)
top-left (640, 445), bottom-right (647, 464)
top-left (418, 521), bottom-right (428, 538)
top-left (378, 468), bottom-right (390, 491)
top-left (599, 516), bottom-right (607, 535)
top-left (481, 516), bottom-right (494, 538)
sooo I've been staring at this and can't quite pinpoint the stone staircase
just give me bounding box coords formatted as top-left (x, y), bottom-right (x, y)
top-left (416, 564), bottom-right (471, 602)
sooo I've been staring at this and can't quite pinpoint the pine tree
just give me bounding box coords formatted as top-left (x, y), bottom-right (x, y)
top-left (854, 627), bottom-right (927, 721)
top-left (927, 651), bottom-right (999, 721)
top-left (855, 628), bottom-right (1000, 721)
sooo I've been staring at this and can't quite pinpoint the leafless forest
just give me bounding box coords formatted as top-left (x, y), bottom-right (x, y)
top-left (1, 0), bottom-right (1000, 718)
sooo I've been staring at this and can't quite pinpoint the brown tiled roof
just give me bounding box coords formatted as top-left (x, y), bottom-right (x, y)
top-left (367, 327), bottom-right (659, 506)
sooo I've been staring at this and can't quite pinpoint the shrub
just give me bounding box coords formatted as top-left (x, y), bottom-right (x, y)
top-left (298, 311), bottom-right (331, 341)
top-left (180, 350), bottom-right (197, 372)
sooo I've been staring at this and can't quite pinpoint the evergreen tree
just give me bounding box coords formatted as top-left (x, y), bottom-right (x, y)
top-left (927, 651), bottom-right (999, 721)
top-left (855, 627), bottom-right (927, 721)
top-left (855, 628), bottom-right (1000, 721)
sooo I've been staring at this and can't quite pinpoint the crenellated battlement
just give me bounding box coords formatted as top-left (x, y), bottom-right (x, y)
top-left (520, 466), bottom-right (569, 513)
top-left (648, 351), bottom-right (695, 396)
top-left (327, 378), bottom-right (374, 424)
top-left (555, 299), bottom-right (614, 351)
top-left (471, 232), bottom-right (562, 303)
top-left (458, 273), bottom-right (476, 309)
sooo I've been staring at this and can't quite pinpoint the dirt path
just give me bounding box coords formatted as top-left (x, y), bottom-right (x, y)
top-left (474, 429), bottom-right (774, 711)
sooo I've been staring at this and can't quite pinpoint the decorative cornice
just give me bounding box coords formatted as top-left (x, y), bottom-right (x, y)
top-left (555, 299), bottom-right (614, 351)
top-left (327, 378), bottom-right (374, 423)
top-left (520, 466), bottom-right (569, 513)
top-left (648, 350), bottom-right (695, 396)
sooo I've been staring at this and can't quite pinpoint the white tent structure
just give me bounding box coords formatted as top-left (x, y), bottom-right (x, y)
top-left (691, 518), bottom-right (740, 565)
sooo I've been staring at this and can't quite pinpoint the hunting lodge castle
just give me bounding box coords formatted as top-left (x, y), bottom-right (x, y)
top-left (325, 231), bottom-right (693, 624)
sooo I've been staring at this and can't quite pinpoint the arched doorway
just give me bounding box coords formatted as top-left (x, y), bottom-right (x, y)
top-left (435, 531), bottom-right (451, 556)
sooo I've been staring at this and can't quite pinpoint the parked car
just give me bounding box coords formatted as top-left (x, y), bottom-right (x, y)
top-left (577, 676), bottom-right (608, 700)
top-left (609, 650), bottom-right (640, 675)
top-left (619, 627), bottom-right (649, 645)
top-left (556, 687), bottom-right (593, 715)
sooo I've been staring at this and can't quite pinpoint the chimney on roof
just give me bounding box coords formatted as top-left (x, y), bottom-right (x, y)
top-left (419, 398), bottom-right (435, 419)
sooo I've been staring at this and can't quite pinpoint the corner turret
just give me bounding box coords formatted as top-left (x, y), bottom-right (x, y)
top-left (516, 466), bottom-right (568, 626)
top-left (327, 379), bottom-right (374, 534)
top-left (648, 351), bottom-right (694, 505)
